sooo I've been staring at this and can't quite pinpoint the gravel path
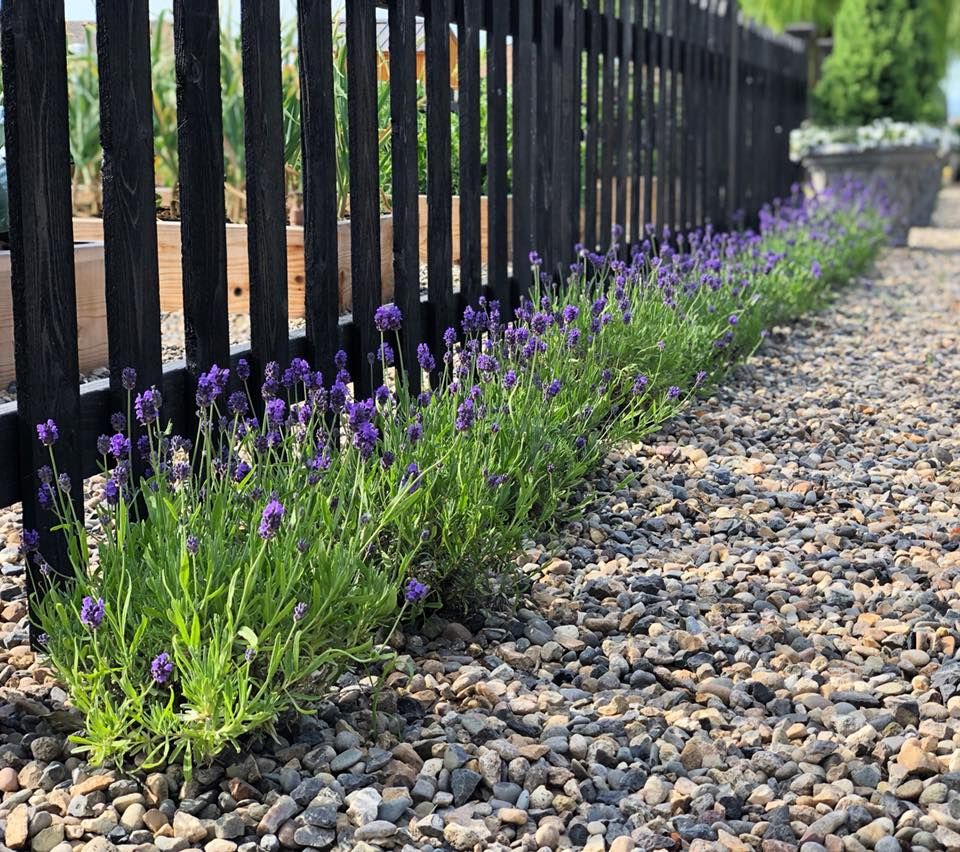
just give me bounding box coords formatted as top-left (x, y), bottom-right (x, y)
top-left (1, 191), bottom-right (960, 852)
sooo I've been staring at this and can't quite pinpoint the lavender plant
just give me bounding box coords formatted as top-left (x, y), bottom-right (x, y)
top-left (26, 181), bottom-right (887, 769)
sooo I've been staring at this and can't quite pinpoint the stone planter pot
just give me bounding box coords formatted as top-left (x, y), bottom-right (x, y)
top-left (803, 145), bottom-right (944, 246)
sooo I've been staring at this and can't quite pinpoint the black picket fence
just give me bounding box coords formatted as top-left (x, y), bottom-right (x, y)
top-left (0, 0), bottom-right (806, 597)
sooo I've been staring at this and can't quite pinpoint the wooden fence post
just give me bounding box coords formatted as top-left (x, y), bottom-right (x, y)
top-left (726, 0), bottom-right (740, 223)
top-left (242, 0), bottom-right (290, 380)
top-left (0, 0), bottom-right (84, 634)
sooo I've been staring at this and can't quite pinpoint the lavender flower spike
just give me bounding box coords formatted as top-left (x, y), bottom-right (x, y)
top-left (258, 498), bottom-right (285, 540)
top-left (36, 420), bottom-right (59, 446)
top-left (374, 303), bottom-right (403, 332)
top-left (404, 578), bottom-right (430, 603)
top-left (79, 596), bottom-right (106, 630)
top-left (150, 652), bottom-right (174, 685)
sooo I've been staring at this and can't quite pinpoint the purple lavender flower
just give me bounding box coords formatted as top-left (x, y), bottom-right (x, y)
top-left (297, 538), bottom-right (309, 554)
top-left (196, 365), bottom-right (229, 407)
top-left (134, 388), bottom-right (162, 425)
top-left (528, 250), bottom-right (543, 268)
top-left (561, 304), bottom-right (580, 325)
top-left (37, 483), bottom-right (54, 510)
top-left (150, 652), bottom-right (173, 685)
top-left (656, 340), bottom-right (666, 352)
top-left (36, 633), bottom-right (49, 647)
top-left (811, 260), bottom-right (822, 280)
top-left (728, 314), bottom-right (739, 326)
top-left (80, 596), bottom-right (105, 630)
top-left (381, 450), bottom-right (395, 470)
top-left (19, 528), bottom-right (39, 555)
top-left (407, 421), bottom-right (423, 444)
top-left (258, 498), bottom-right (285, 540)
top-left (244, 647), bottom-right (256, 662)
top-left (96, 434), bottom-right (111, 456)
top-left (667, 386), bottom-right (681, 400)
top-left (111, 412), bottom-right (127, 433)
top-left (121, 367), bottom-right (137, 391)
top-left (443, 327), bottom-right (457, 350)
top-left (57, 473), bottom-right (71, 493)
top-left (374, 303), bottom-right (403, 332)
top-left (186, 534), bottom-right (199, 554)
top-left (455, 398), bottom-right (476, 432)
top-left (109, 433), bottom-right (131, 460)
top-left (376, 342), bottom-right (395, 366)
top-left (375, 384), bottom-right (391, 405)
top-left (293, 601), bottom-right (308, 623)
top-left (266, 398), bottom-right (286, 424)
top-left (36, 420), bottom-right (58, 446)
top-left (228, 391), bottom-right (249, 416)
top-left (503, 369), bottom-right (518, 390)
top-left (236, 358), bottom-right (251, 381)
top-left (37, 465), bottom-right (53, 484)
top-left (417, 343), bottom-right (436, 372)
top-left (103, 479), bottom-right (121, 506)
top-left (545, 379), bottom-right (562, 399)
top-left (233, 460), bottom-right (251, 483)
top-left (632, 374), bottom-right (649, 395)
top-left (695, 370), bottom-right (708, 386)
top-left (401, 462), bottom-right (422, 493)
top-left (352, 421), bottom-right (380, 459)
top-left (404, 577), bottom-right (430, 602)
top-left (575, 435), bottom-right (587, 450)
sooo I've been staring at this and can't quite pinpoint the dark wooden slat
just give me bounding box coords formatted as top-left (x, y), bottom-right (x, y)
top-left (583, 0), bottom-right (601, 251)
top-left (346, 0), bottom-right (382, 396)
top-left (599, 0), bottom-right (615, 247)
top-left (643, 0), bottom-right (657, 228)
top-left (486, 0), bottom-right (510, 307)
top-left (665, 0), bottom-right (679, 230)
top-left (1, 0), bottom-right (84, 613)
top-left (556, 0), bottom-right (576, 267)
top-left (614, 0), bottom-right (632, 240)
top-left (298, 0), bottom-right (340, 382)
top-left (629, 0), bottom-right (644, 240)
top-left (536, 0), bottom-right (556, 271)
top-left (656, 0), bottom-right (670, 228)
top-left (511, 0), bottom-right (535, 301)
top-left (725, 0), bottom-right (740, 223)
top-left (458, 0), bottom-right (482, 307)
top-left (241, 0), bottom-right (290, 379)
top-left (95, 0), bottom-right (163, 406)
top-left (425, 0), bottom-right (454, 353)
top-left (174, 0), bottom-right (230, 383)
top-left (568, 0), bottom-right (584, 256)
top-left (389, 0), bottom-right (423, 393)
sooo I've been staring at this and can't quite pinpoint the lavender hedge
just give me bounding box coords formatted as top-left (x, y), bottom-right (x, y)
top-left (24, 183), bottom-right (887, 769)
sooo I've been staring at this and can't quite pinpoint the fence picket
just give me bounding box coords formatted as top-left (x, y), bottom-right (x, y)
top-left (242, 0), bottom-right (290, 380)
top-left (486, 0), bottom-right (510, 307)
top-left (173, 0), bottom-right (230, 385)
top-left (0, 0), bottom-right (84, 615)
top-left (298, 0), bottom-right (340, 381)
top-left (512, 0), bottom-right (536, 301)
top-left (425, 0), bottom-right (454, 358)
top-left (458, 0), bottom-right (483, 307)
top-left (346, 0), bottom-right (382, 396)
top-left (95, 0), bottom-right (163, 407)
top-left (389, 0), bottom-right (423, 393)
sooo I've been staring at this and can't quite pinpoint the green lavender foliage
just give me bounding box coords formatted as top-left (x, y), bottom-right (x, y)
top-left (30, 184), bottom-right (887, 771)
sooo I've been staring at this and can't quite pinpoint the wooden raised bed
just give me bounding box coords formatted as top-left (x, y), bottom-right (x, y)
top-left (0, 243), bottom-right (108, 387)
top-left (71, 215), bottom-right (395, 318)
